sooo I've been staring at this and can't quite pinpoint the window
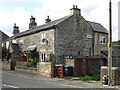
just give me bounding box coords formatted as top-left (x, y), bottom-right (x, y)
top-left (41, 33), bottom-right (46, 44)
top-left (41, 53), bottom-right (45, 62)
top-left (100, 36), bottom-right (106, 44)
top-left (19, 39), bottom-right (24, 47)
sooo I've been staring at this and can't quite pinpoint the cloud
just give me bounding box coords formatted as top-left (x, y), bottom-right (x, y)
top-left (0, 7), bottom-right (30, 37)
top-left (0, 0), bottom-right (42, 2)
top-left (0, 0), bottom-right (119, 41)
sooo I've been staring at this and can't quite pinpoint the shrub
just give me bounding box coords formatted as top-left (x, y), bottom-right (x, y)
top-left (26, 58), bottom-right (39, 68)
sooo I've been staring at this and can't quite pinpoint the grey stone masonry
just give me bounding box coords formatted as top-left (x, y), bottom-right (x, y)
top-left (100, 66), bottom-right (120, 85)
top-left (55, 14), bottom-right (93, 63)
top-left (16, 29), bottom-right (55, 62)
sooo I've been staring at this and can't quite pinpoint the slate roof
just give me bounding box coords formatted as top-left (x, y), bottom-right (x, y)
top-left (88, 21), bottom-right (108, 34)
top-left (8, 15), bottom-right (71, 40)
top-left (25, 45), bottom-right (36, 52)
top-left (0, 30), bottom-right (9, 42)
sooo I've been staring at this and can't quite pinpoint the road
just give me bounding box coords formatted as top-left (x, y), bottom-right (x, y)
top-left (2, 70), bottom-right (73, 88)
top-left (2, 70), bottom-right (120, 89)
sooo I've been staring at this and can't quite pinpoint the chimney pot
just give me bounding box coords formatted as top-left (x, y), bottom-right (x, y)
top-left (73, 5), bottom-right (75, 8)
top-left (13, 23), bottom-right (19, 35)
top-left (45, 16), bottom-right (51, 23)
top-left (70, 5), bottom-right (81, 16)
top-left (29, 15), bottom-right (37, 29)
top-left (76, 5), bottom-right (78, 8)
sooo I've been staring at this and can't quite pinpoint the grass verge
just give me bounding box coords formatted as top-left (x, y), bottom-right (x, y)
top-left (72, 74), bottom-right (100, 81)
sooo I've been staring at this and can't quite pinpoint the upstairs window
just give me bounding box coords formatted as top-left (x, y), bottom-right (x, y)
top-left (41, 33), bottom-right (46, 44)
top-left (100, 36), bottom-right (106, 44)
top-left (19, 39), bottom-right (24, 47)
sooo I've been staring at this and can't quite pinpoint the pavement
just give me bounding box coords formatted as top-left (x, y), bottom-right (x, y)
top-left (2, 70), bottom-right (120, 89)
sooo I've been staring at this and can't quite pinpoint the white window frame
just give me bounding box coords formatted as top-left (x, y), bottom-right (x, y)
top-left (19, 39), bottom-right (24, 44)
top-left (41, 53), bottom-right (45, 62)
top-left (100, 36), bottom-right (106, 44)
top-left (19, 39), bottom-right (24, 47)
top-left (40, 33), bottom-right (46, 44)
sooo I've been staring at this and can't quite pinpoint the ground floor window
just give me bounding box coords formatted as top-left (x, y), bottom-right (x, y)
top-left (41, 53), bottom-right (45, 62)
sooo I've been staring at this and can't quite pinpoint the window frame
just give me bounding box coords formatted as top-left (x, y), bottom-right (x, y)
top-left (40, 33), bottom-right (46, 44)
top-left (19, 39), bottom-right (24, 47)
top-left (41, 53), bottom-right (45, 62)
top-left (99, 36), bottom-right (106, 44)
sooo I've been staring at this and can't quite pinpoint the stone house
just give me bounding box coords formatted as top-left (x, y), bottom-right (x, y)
top-left (3, 5), bottom-right (108, 64)
top-left (0, 30), bottom-right (9, 59)
top-left (88, 22), bottom-right (108, 56)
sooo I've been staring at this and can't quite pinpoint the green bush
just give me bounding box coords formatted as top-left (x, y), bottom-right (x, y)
top-left (26, 58), bottom-right (39, 68)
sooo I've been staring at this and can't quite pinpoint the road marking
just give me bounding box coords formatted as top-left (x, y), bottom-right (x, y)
top-left (3, 84), bottom-right (19, 88)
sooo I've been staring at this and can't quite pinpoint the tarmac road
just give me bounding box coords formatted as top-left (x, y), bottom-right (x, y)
top-left (1, 70), bottom-right (120, 89)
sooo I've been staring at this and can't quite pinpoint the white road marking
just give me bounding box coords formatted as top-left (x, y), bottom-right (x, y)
top-left (3, 84), bottom-right (19, 88)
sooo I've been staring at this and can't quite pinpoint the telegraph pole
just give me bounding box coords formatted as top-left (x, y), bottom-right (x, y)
top-left (108, 0), bottom-right (112, 86)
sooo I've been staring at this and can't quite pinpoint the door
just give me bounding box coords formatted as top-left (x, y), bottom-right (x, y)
top-left (77, 59), bottom-right (82, 76)
top-left (86, 59), bottom-right (90, 75)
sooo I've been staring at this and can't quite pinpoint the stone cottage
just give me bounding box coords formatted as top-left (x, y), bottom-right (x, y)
top-left (0, 30), bottom-right (9, 59)
top-left (3, 5), bottom-right (108, 64)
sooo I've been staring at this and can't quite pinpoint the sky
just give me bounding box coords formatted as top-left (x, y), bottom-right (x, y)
top-left (0, 0), bottom-right (119, 41)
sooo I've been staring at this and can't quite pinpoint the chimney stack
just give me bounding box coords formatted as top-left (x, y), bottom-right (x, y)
top-left (45, 16), bottom-right (51, 23)
top-left (70, 5), bottom-right (81, 16)
top-left (13, 23), bottom-right (19, 35)
top-left (29, 15), bottom-right (37, 29)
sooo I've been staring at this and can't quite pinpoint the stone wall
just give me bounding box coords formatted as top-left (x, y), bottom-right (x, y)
top-left (2, 61), bottom-right (10, 70)
top-left (16, 29), bottom-right (55, 62)
top-left (112, 57), bottom-right (120, 67)
top-left (55, 15), bottom-right (93, 64)
top-left (112, 45), bottom-right (120, 55)
top-left (64, 58), bottom-right (77, 76)
top-left (100, 66), bottom-right (120, 85)
top-left (37, 62), bottom-right (54, 78)
top-left (15, 66), bottom-right (38, 75)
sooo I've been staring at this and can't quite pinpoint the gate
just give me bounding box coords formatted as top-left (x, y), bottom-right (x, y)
top-left (54, 63), bottom-right (64, 78)
top-left (86, 59), bottom-right (90, 75)
top-left (77, 59), bottom-right (82, 76)
top-left (77, 59), bottom-right (91, 76)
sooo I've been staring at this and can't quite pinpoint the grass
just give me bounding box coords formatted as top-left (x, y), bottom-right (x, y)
top-left (61, 74), bottom-right (100, 82)
top-left (72, 74), bottom-right (100, 81)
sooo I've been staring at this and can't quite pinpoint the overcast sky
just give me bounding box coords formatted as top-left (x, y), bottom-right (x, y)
top-left (0, 0), bottom-right (119, 41)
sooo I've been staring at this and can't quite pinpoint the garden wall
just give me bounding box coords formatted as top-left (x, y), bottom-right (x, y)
top-left (2, 60), bottom-right (11, 70)
top-left (15, 66), bottom-right (38, 75)
top-left (100, 66), bottom-right (120, 85)
top-left (15, 61), bottom-right (38, 75)
top-left (37, 62), bottom-right (54, 78)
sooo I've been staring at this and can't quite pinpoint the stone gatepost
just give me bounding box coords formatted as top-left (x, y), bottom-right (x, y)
top-left (101, 66), bottom-right (120, 85)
